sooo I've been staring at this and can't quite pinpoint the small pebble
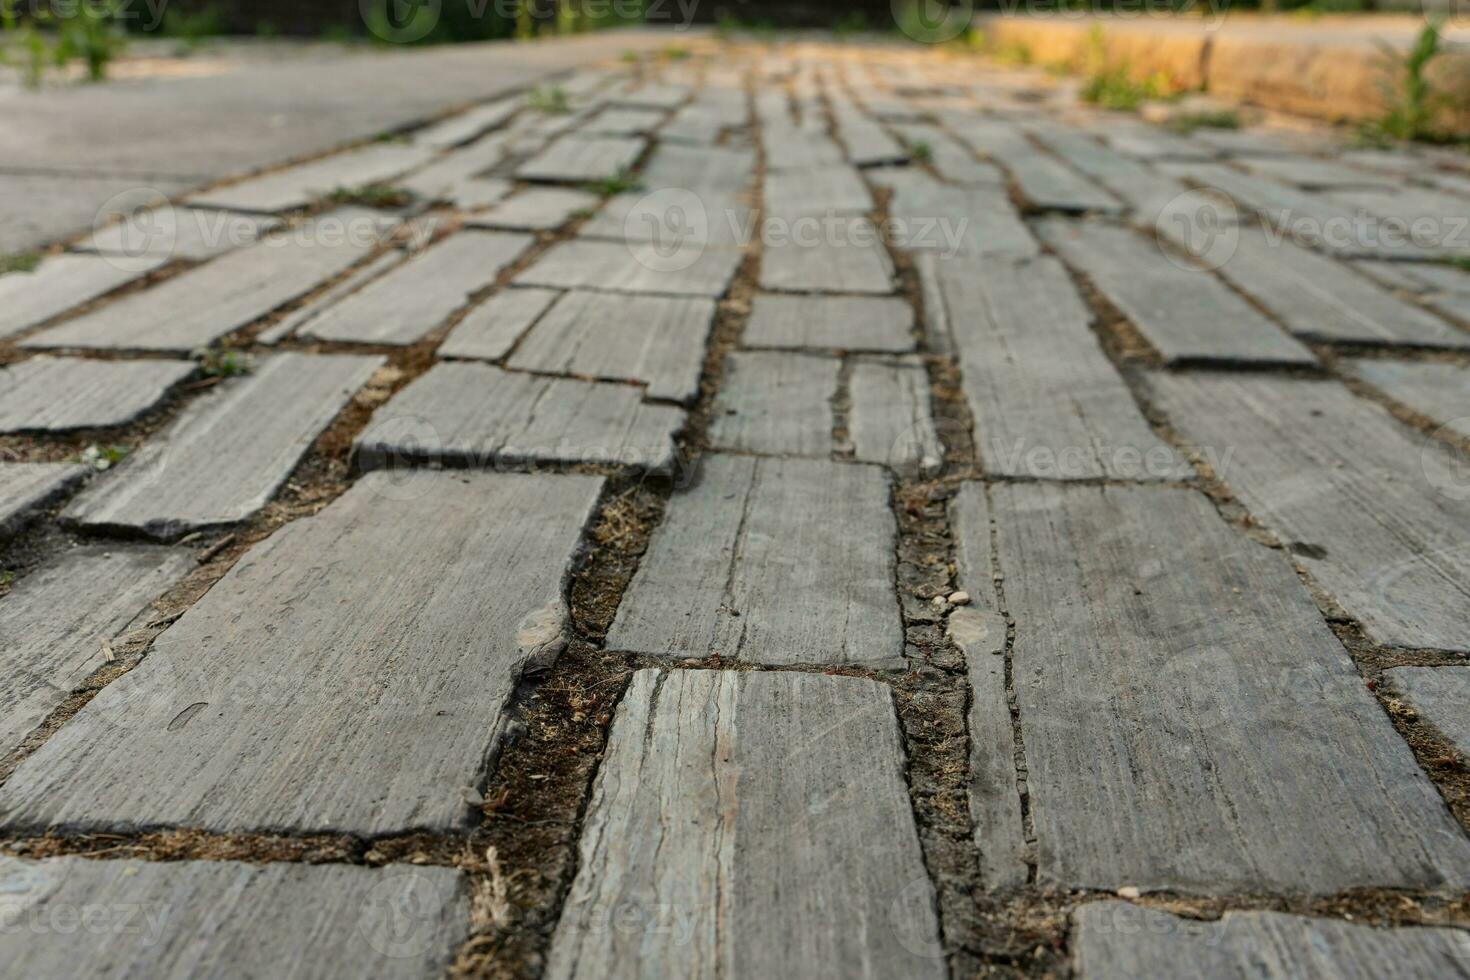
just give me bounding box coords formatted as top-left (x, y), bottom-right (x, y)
top-left (948, 591), bottom-right (971, 606)
top-left (1117, 886), bottom-right (1141, 899)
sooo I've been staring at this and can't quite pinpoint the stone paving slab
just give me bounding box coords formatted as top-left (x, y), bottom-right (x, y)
top-left (849, 357), bottom-right (943, 476)
top-left (709, 351), bottom-right (838, 457)
top-left (1072, 902), bottom-right (1470, 980)
top-left (256, 249), bottom-right (408, 345)
top-left (1355, 259), bottom-right (1470, 296)
top-left (583, 107), bottom-right (666, 136)
top-left (1037, 218), bottom-right (1317, 367)
top-left (0, 470), bottom-right (602, 836)
top-left (0, 356), bottom-right (195, 432)
top-left (0, 544), bottom-right (191, 757)
top-left (438, 286), bottom-right (562, 361)
top-left (1387, 667), bottom-right (1470, 755)
top-left (517, 135), bottom-right (648, 183)
top-left (546, 668), bottom-right (943, 980)
top-left (1346, 359), bottom-right (1469, 438)
top-left (355, 362), bottom-right (684, 474)
top-left (1145, 371), bottom-right (1470, 652)
top-left (759, 218), bottom-right (895, 295)
top-left (607, 455), bottom-right (902, 667)
top-left (764, 128), bottom-right (847, 172)
top-left (870, 168), bottom-right (1038, 259)
top-left (831, 102), bottom-right (907, 167)
top-left (302, 231), bottom-right (533, 345)
top-left (0, 462), bottom-right (87, 540)
top-left (466, 188), bottom-right (600, 231)
top-left (932, 256), bottom-right (1186, 480)
top-left (614, 82), bottom-right (690, 110)
top-left (0, 856), bottom-right (466, 979)
top-left (1329, 187), bottom-right (1470, 261)
top-left (0, 173), bottom-right (196, 256)
top-left (189, 142), bottom-right (438, 213)
top-left (1025, 124), bottom-right (1190, 223)
top-left (1238, 153), bottom-right (1399, 191)
top-left (743, 294), bottom-right (914, 352)
top-left (979, 481), bottom-right (1470, 893)
top-left (64, 353), bottom-right (383, 540)
top-left (507, 291), bottom-right (716, 404)
top-left (515, 238), bottom-right (743, 298)
top-left (951, 117), bottom-right (1123, 214)
top-left (889, 123), bottom-right (1006, 186)
top-left (399, 134), bottom-right (514, 202)
top-left (0, 254), bottom-right (167, 340)
top-left (640, 143), bottom-right (755, 193)
top-left (579, 190), bottom-right (750, 249)
top-left (81, 208), bottom-right (282, 262)
top-left (24, 211), bottom-right (388, 352)
top-left (764, 167), bottom-right (873, 218)
top-left (412, 96), bottom-right (520, 149)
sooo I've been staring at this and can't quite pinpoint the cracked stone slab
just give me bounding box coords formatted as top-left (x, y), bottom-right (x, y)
top-left (516, 135), bottom-right (647, 183)
top-left (23, 211), bottom-right (388, 352)
top-left (759, 218), bottom-right (895, 295)
top-left (1037, 218), bottom-right (1316, 367)
top-left (744, 294), bottom-right (914, 352)
top-left (189, 142), bottom-right (437, 212)
top-left (0, 254), bottom-right (166, 339)
top-left (951, 118), bottom-right (1122, 214)
top-left (764, 167), bottom-right (873, 217)
top-left (413, 96), bottom-right (520, 148)
top-left (1144, 372), bottom-right (1470, 652)
top-left (439, 286), bottom-right (562, 361)
top-left (515, 239), bottom-right (742, 298)
top-left (1072, 902), bottom-right (1470, 980)
top-left (64, 353), bottom-right (384, 540)
top-left (1386, 667), bottom-right (1470, 755)
top-left (849, 357), bottom-right (943, 476)
top-left (546, 668), bottom-right (944, 980)
top-left (355, 362), bottom-right (684, 473)
top-left (81, 208), bottom-right (281, 261)
top-left (607, 455), bottom-right (901, 667)
top-left (0, 462), bottom-right (87, 540)
top-left (300, 230), bottom-right (533, 345)
top-left (931, 256), bottom-right (1188, 480)
top-left (466, 188), bottom-right (600, 231)
top-left (0, 470), bottom-right (602, 836)
top-left (709, 351), bottom-right (838, 457)
top-left (256, 249), bottom-right (408, 345)
top-left (0, 356), bottom-right (195, 432)
top-left (870, 167), bottom-right (1037, 259)
top-left (1345, 359), bottom-right (1470, 438)
top-left (0, 544), bottom-right (191, 757)
top-left (982, 482), bottom-right (1470, 893)
top-left (507, 290), bottom-right (716, 404)
top-left (0, 856), bottom-right (466, 979)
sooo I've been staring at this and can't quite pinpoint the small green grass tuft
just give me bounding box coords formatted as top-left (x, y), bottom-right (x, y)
top-left (0, 252), bottom-right (41, 275)
top-left (833, 12), bottom-right (868, 39)
top-left (908, 140), bottom-right (934, 164)
top-left (196, 348), bottom-right (254, 379)
top-left (325, 183), bottom-right (411, 208)
top-left (0, 570), bottom-right (13, 591)
top-left (586, 168), bottom-right (643, 198)
top-left (1166, 110), bottom-right (1241, 133)
top-left (527, 84), bottom-right (571, 115)
top-left (1361, 20), bottom-right (1449, 145)
top-left (661, 44), bottom-right (691, 61)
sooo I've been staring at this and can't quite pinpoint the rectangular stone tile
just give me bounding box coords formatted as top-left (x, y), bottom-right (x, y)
top-left (1239, 153), bottom-right (1399, 190)
top-left (517, 135), bottom-right (647, 183)
top-left (950, 118), bottom-right (1122, 213)
top-left (439, 286), bottom-right (561, 361)
top-left (82, 208), bottom-right (281, 261)
top-left (1355, 259), bottom-right (1470, 296)
top-left (1330, 186), bottom-right (1470, 260)
top-left (764, 127), bottom-right (847, 172)
top-left (0, 171), bottom-right (193, 255)
top-left (1073, 902), bottom-right (1470, 980)
top-left (189, 142), bottom-right (437, 212)
top-left (615, 82), bottom-right (689, 110)
top-left (759, 218), bottom-right (895, 295)
top-left (1143, 372), bottom-right (1470, 652)
top-left (0, 462), bottom-right (86, 539)
top-left (507, 290), bottom-right (716, 404)
top-left (849, 357), bottom-right (942, 477)
top-left (709, 352), bottom-right (837, 457)
top-left (870, 167), bottom-right (1037, 259)
top-left (1387, 666), bottom-right (1470, 755)
top-left (24, 211), bottom-right (387, 352)
top-left (302, 231), bottom-right (533, 345)
top-left (413, 96), bottom-right (519, 148)
top-left (832, 103), bottom-right (907, 167)
top-left (744, 294), bottom-right (914, 352)
top-left (451, 177), bottom-right (516, 210)
top-left (400, 133), bottom-right (513, 201)
top-left (583, 106), bottom-right (665, 136)
top-left (889, 123), bottom-right (1005, 186)
top-left (764, 167), bottom-right (872, 217)
top-left (933, 256), bottom-right (1188, 480)
top-left (580, 189), bottom-right (749, 249)
top-left (1026, 124), bottom-right (1190, 223)
top-left (984, 481), bottom-right (1470, 893)
top-left (606, 455), bottom-right (901, 667)
top-left (0, 254), bottom-right (165, 339)
top-left (1346, 359), bottom-right (1470, 438)
top-left (355, 362), bottom-right (684, 473)
top-left (515, 239), bottom-right (742, 298)
top-left (1037, 219), bottom-right (1316, 367)
top-left (0, 356), bottom-right (195, 432)
top-left (642, 144), bottom-right (755, 195)
top-left (546, 669), bottom-right (943, 980)
top-left (1100, 127), bottom-right (1217, 162)
top-left (467, 188), bottom-right (600, 231)
top-left (0, 544), bottom-right (190, 756)
top-left (64, 353), bottom-right (383, 540)
top-left (0, 470), bottom-right (602, 836)
top-left (256, 249), bottom-right (408, 344)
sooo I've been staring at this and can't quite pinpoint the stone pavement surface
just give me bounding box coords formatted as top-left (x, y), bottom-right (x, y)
top-left (1, 31), bottom-right (1469, 980)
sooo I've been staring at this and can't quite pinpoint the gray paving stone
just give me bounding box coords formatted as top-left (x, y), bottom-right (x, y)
top-left (451, 177), bottom-right (516, 210)
top-left (439, 286), bottom-right (562, 361)
top-left (400, 133), bottom-right (514, 201)
top-left (709, 351), bottom-right (838, 456)
top-left (849, 357), bottom-right (942, 476)
top-left (302, 231), bottom-right (533, 345)
top-left (1099, 127), bottom-right (1218, 162)
top-left (1387, 667), bottom-right (1470, 755)
top-left (507, 290), bottom-right (716, 403)
top-left (1329, 186), bottom-right (1470, 260)
top-left (983, 481), bottom-right (1470, 892)
top-left (641, 143), bottom-right (756, 194)
top-left (764, 127), bottom-right (847, 172)
top-left (890, 123), bottom-right (1006, 185)
top-left (256, 249), bottom-right (409, 345)
top-left (1238, 153), bottom-right (1399, 190)
top-left (1037, 219), bottom-right (1316, 366)
top-left (1346, 359), bottom-right (1470, 438)
top-left (467, 188), bottom-right (601, 231)
top-left (515, 238), bottom-right (743, 298)
top-left (0, 253), bottom-right (166, 340)
top-left (64, 353), bottom-right (383, 540)
top-left (413, 96), bottom-right (520, 148)
top-left (0, 462), bottom-right (87, 540)
top-left (606, 455), bottom-right (901, 667)
top-left (546, 668), bottom-right (943, 980)
top-left (583, 106), bottom-right (666, 136)
top-left (517, 135), bottom-right (647, 183)
top-left (189, 142), bottom-right (437, 212)
top-left (764, 166), bottom-right (873, 217)
top-left (0, 356), bottom-right (195, 432)
top-left (831, 102), bottom-right (907, 167)
top-left (23, 211), bottom-right (387, 352)
top-left (0, 544), bottom-right (191, 756)
top-left (0, 172), bottom-right (195, 255)
top-left (1354, 259), bottom-right (1470, 296)
top-left (1143, 372), bottom-right (1470, 652)
top-left (0, 469), bottom-right (602, 836)
top-left (1026, 124), bottom-right (1191, 223)
top-left (870, 167), bottom-right (1037, 259)
top-left (579, 188), bottom-right (750, 250)
top-left (1072, 902), bottom-right (1470, 980)
top-left (932, 256), bottom-right (1186, 480)
top-left (951, 118), bottom-right (1122, 213)
top-left (0, 857), bottom-right (465, 980)
top-left (81, 208), bottom-right (281, 261)
top-left (355, 362), bottom-right (684, 473)
top-left (743, 294), bottom-right (914, 352)
top-left (759, 218), bottom-right (895, 294)
top-left (615, 82), bottom-right (690, 110)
